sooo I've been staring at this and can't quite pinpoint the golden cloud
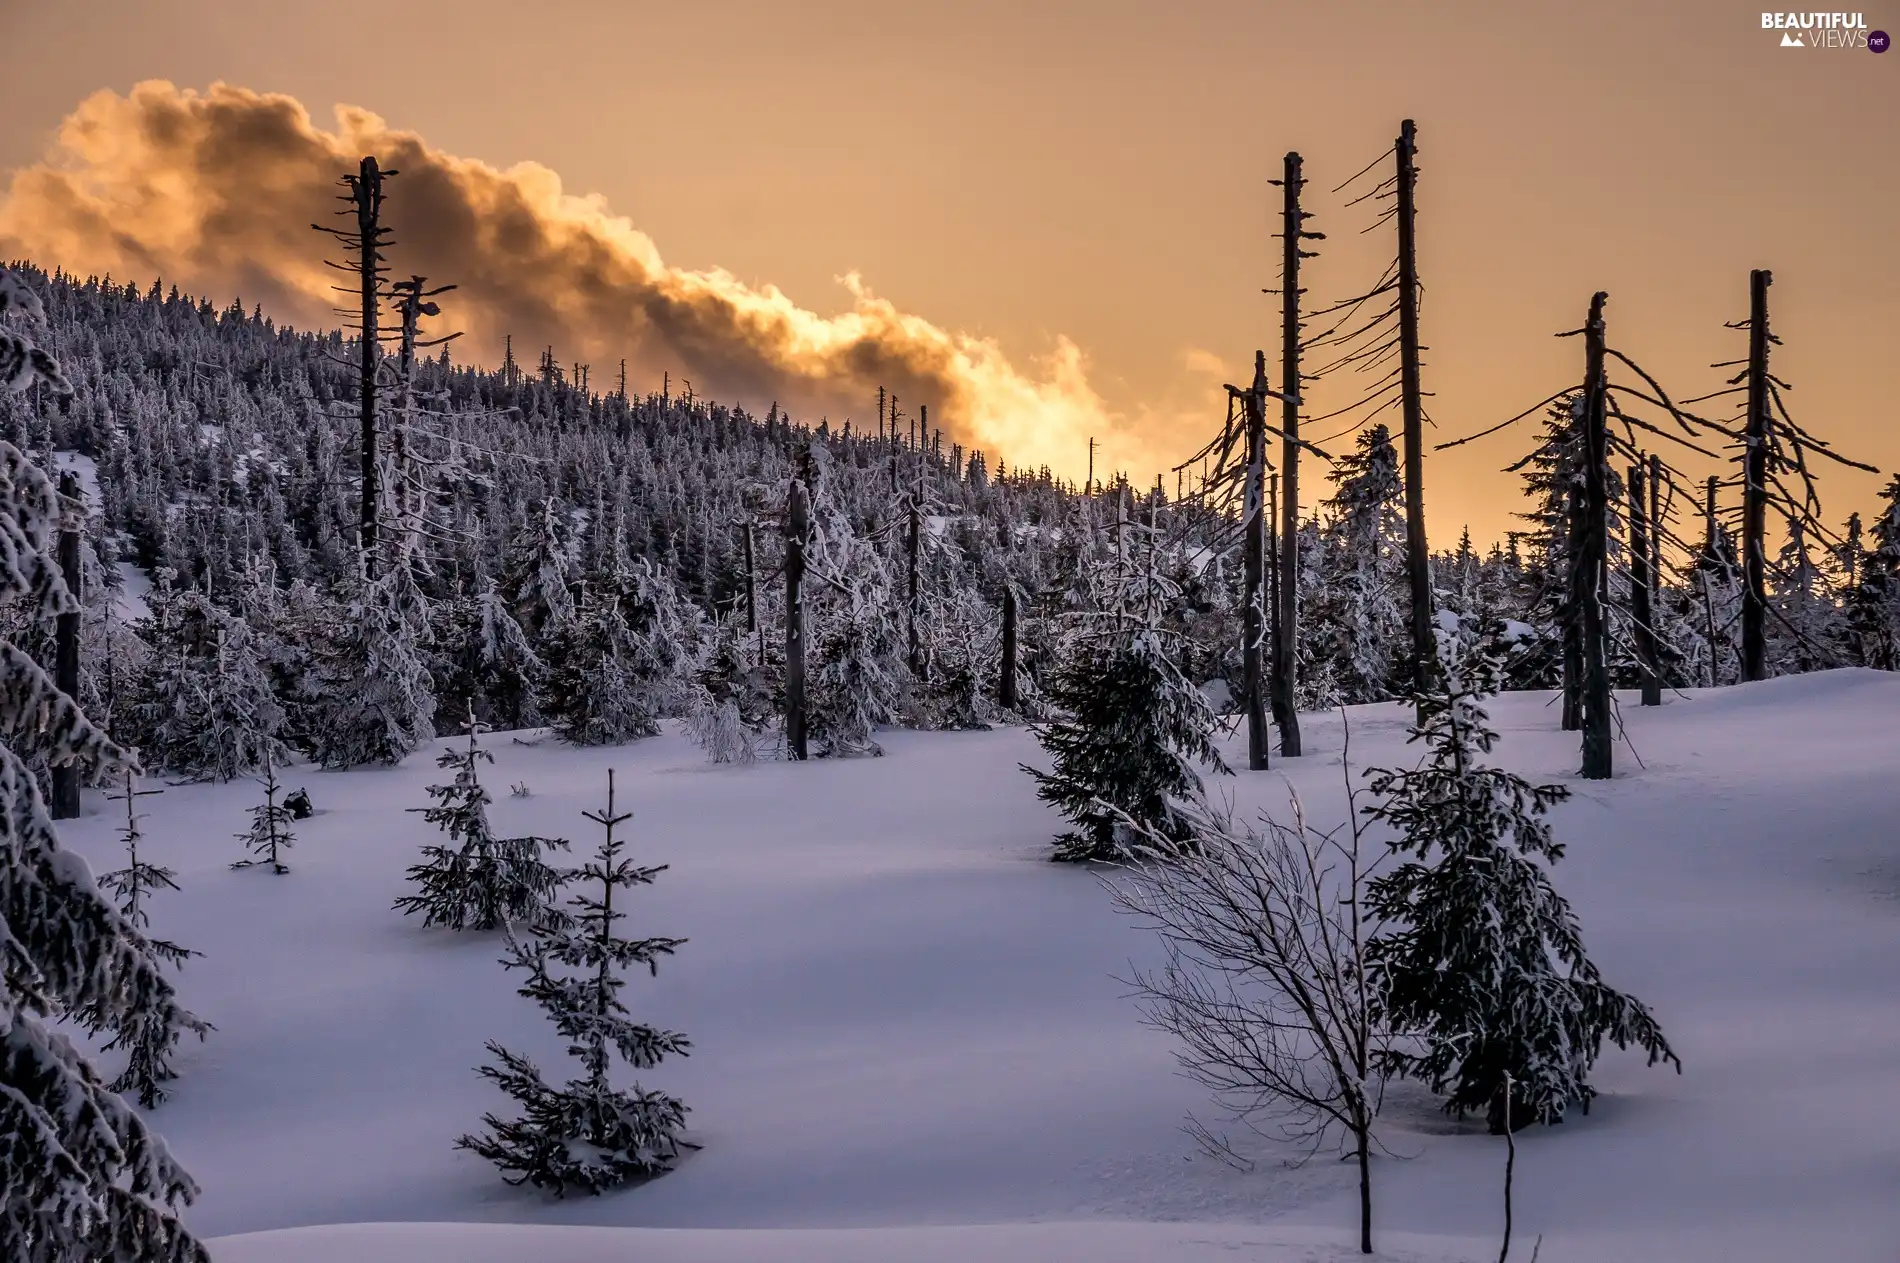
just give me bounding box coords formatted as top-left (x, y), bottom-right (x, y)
top-left (0, 81), bottom-right (1192, 480)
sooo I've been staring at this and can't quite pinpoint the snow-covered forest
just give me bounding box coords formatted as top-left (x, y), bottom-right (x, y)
top-left (1, 129), bottom-right (1897, 1263)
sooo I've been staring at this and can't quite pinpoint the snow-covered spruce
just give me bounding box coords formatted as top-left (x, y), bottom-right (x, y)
top-left (303, 559), bottom-right (437, 768)
top-left (458, 769), bottom-right (692, 1194)
top-left (90, 768), bottom-right (205, 1108)
top-left (1363, 628), bottom-right (1679, 1131)
top-left (0, 279), bottom-right (209, 1262)
top-left (435, 577), bottom-right (545, 733)
top-left (395, 715), bottom-right (569, 932)
top-left (1024, 528), bottom-right (1229, 863)
top-left (231, 752), bottom-right (295, 875)
top-left (685, 610), bottom-right (779, 763)
top-left (131, 577), bottom-right (288, 782)
top-left (542, 555), bottom-right (698, 748)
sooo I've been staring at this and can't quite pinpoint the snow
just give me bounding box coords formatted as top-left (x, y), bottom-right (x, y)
top-left (54, 449), bottom-right (150, 621)
top-left (210, 1220), bottom-right (1495, 1263)
top-left (42, 671), bottom-right (1900, 1262)
top-left (54, 448), bottom-right (101, 505)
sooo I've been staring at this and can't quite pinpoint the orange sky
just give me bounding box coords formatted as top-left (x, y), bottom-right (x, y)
top-left (0, 0), bottom-right (1892, 547)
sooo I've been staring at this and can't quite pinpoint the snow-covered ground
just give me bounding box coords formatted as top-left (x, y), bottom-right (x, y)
top-left (52, 671), bottom-right (1900, 1262)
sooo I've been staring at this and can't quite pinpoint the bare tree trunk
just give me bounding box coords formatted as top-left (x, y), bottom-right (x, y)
top-left (907, 481), bottom-right (922, 676)
top-left (743, 519), bottom-right (759, 656)
top-left (1000, 584), bottom-right (1019, 712)
top-left (1703, 474), bottom-right (1723, 687)
top-left (1578, 293), bottom-right (1613, 780)
top-left (785, 478), bottom-right (809, 760)
top-left (1357, 1126), bottom-right (1373, 1254)
top-left (1275, 152), bottom-right (1306, 758)
top-left (1267, 470), bottom-right (1285, 734)
top-left (1395, 119), bottom-right (1434, 697)
top-left (51, 470), bottom-right (82, 820)
top-left (351, 157), bottom-right (387, 576)
top-left (1649, 452), bottom-right (1663, 683)
top-left (1242, 351), bottom-right (1271, 771)
top-left (1741, 268), bottom-right (1772, 682)
top-left (1561, 488), bottom-right (1583, 732)
top-left (1629, 460), bottom-right (1661, 706)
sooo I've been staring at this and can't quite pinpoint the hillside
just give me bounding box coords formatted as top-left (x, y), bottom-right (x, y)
top-left (47, 671), bottom-right (1900, 1262)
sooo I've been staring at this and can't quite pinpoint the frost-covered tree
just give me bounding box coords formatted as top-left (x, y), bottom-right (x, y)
top-left (304, 560), bottom-right (436, 766)
top-left (133, 580), bottom-right (287, 782)
top-left (231, 752), bottom-right (295, 874)
top-left (0, 271), bottom-right (210, 1262)
top-left (458, 770), bottom-right (692, 1194)
top-left (543, 556), bottom-right (696, 746)
top-left (1363, 630), bottom-right (1679, 1131)
top-left (685, 609), bottom-right (779, 763)
top-left (395, 715), bottom-right (569, 931)
top-left (1315, 423), bottom-right (1408, 702)
top-left (1846, 478), bottom-right (1900, 671)
top-left (1024, 520), bottom-right (1229, 863)
top-left (1766, 519), bottom-right (1841, 675)
top-left (911, 584), bottom-right (1000, 731)
top-left (91, 769), bottom-right (204, 1108)
top-left (503, 498), bottom-right (577, 641)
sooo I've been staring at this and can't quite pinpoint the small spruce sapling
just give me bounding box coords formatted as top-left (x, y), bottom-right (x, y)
top-left (231, 752), bottom-right (295, 874)
top-left (395, 708), bottom-right (570, 931)
top-left (1363, 627), bottom-right (1679, 1131)
top-left (458, 769), bottom-right (693, 1194)
top-left (94, 768), bottom-right (209, 1107)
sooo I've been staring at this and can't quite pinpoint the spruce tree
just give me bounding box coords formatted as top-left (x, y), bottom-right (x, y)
top-left (1364, 629), bottom-right (1679, 1131)
top-left (1023, 525), bottom-right (1228, 863)
top-left (685, 609), bottom-right (779, 763)
top-left (1316, 422), bottom-right (1408, 702)
top-left (305, 560), bottom-right (436, 766)
top-left (231, 752), bottom-right (295, 874)
top-left (1847, 478), bottom-right (1900, 671)
top-left (90, 769), bottom-right (205, 1108)
top-left (0, 273), bottom-right (209, 1262)
top-left (458, 769), bottom-right (692, 1194)
top-left (544, 555), bottom-right (696, 747)
top-left (395, 713), bottom-right (570, 931)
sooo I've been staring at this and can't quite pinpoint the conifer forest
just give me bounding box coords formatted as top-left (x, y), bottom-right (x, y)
top-left (1, 37), bottom-right (1896, 1263)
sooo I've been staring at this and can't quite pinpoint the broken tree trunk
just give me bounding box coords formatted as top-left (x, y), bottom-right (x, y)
top-left (1629, 459), bottom-right (1661, 706)
top-left (1242, 350), bottom-right (1271, 771)
top-left (1000, 584), bottom-right (1019, 712)
top-left (1741, 268), bottom-right (1772, 683)
top-left (1578, 293), bottom-right (1613, 780)
top-left (785, 477), bottom-right (810, 760)
top-left (52, 470), bottom-right (82, 820)
top-left (1396, 118), bottom-right (1434, 696)
top-left (351, 157), bottom-right (388, 576)
top-left (1275, 151), bottom-right (1306, 758)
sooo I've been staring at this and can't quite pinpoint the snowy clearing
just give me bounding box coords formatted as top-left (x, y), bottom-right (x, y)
top-left (47, 671), bottom-right (1900, 1263)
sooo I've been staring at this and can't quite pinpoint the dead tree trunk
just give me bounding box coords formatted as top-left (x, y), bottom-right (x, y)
top-left (349, 159), bottom-right (390, 576)
top-left (1274, 152), bottom-right (1308, 757)
top-left (1395, 119), bottom-right (1434, 695)
top-left (1267, 469), bottom-right (1285, 734)
top-left (1000, 584), bottom-right (1019, 712)
top-left (51, 470), bottom-right (82, 820)
top-left (1578, 293), bottom-right (1613, 780)
top-left (742, 518), bottom-right (759, 655)
top-left (907, 479), bottom-right (922, 676)
top-left (1629, 459), bottom-right (1661, 706)
top-left (1242, 351), bottom-right (1271, 771)
top-left (1741, 268), bottom-right (1772, 683)
top-left (1648, 452), bottom-right (1663, 679)
top-left (785, 478), bottom-right (810, 760)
